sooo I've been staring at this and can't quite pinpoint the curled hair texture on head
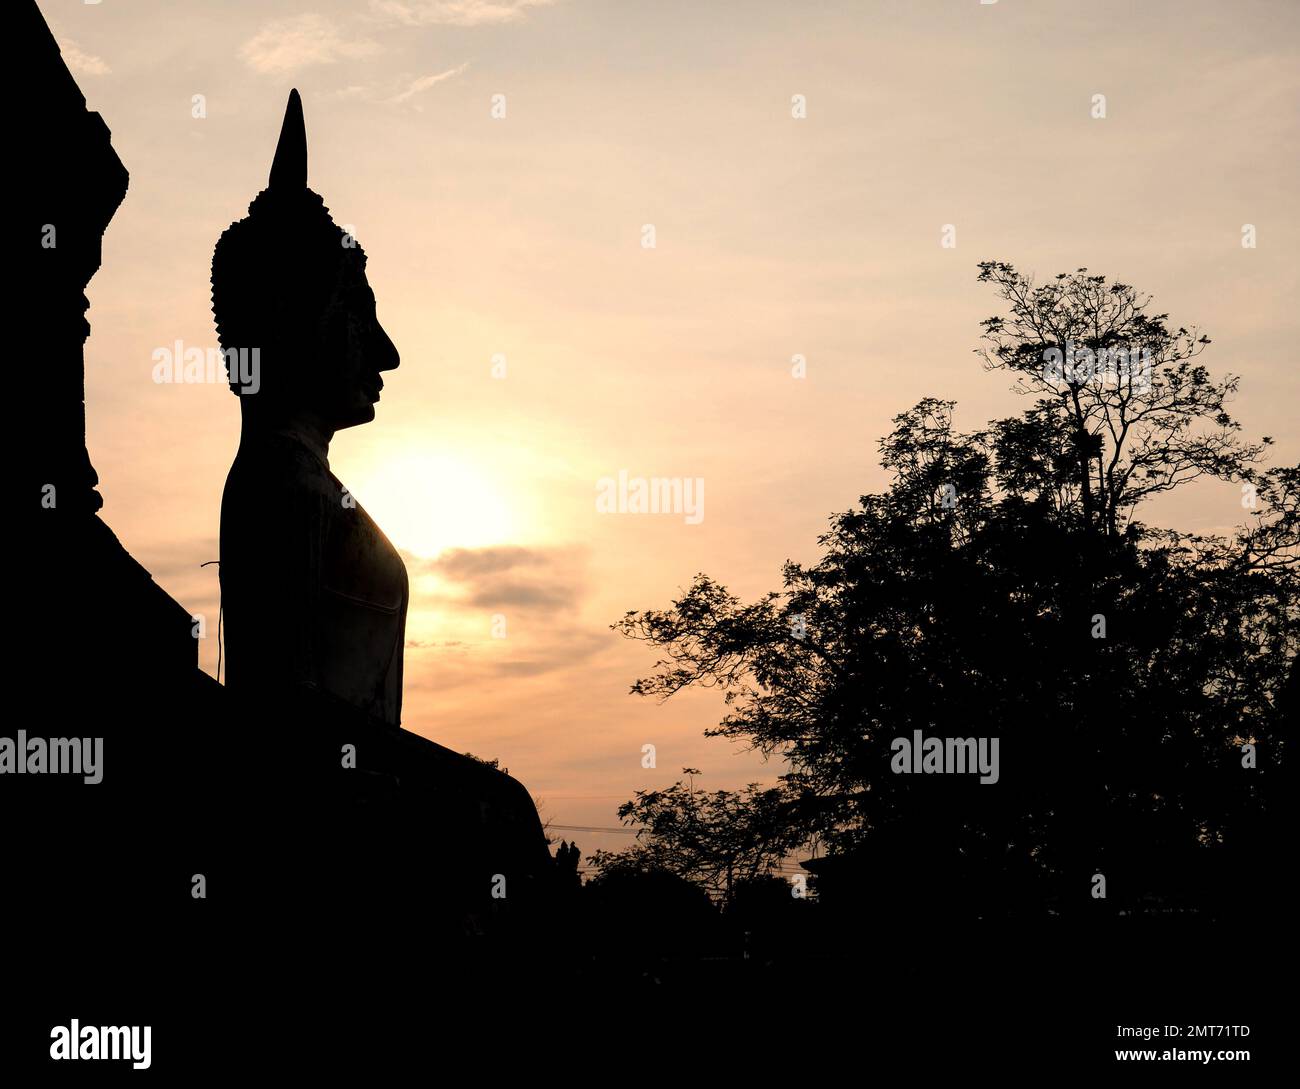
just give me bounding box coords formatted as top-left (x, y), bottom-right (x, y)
top-left (209, 89), bottom-right (367, 396)
top-left (210, 190), bottom-right (365, 396)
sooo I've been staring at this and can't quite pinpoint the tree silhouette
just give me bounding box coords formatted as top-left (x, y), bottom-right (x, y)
top-left (613, 264), bottom-right (1297, 920)
top-left (588, 773), bottom-right (803, 907)
top-left (975, 262), bottom-right (1269, 538)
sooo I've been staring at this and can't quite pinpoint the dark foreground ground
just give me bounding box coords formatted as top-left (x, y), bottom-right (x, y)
top-left (4, 909), bottom-right (1290, 1079)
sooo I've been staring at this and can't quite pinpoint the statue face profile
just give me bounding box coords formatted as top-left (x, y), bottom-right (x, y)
top-left (316, 255), bottom-right (400, 430)
top-left (211, 89), bottom-right (398, 432)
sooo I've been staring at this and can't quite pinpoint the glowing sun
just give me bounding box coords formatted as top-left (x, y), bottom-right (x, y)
top-left (346, 448), bottom-right (516, 559)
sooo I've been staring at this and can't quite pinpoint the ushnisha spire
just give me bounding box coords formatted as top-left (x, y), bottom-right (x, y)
top-left (268, 89), bottom-right (307, 191)
top-left (210, 88), bottom-right (367, 396)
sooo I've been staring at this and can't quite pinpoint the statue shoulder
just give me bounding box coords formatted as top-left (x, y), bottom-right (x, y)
top-left (220, 436), bottom-right (345, 571)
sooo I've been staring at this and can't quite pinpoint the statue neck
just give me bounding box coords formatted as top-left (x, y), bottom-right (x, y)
top-left (240, 405), bottom-right (335, 469)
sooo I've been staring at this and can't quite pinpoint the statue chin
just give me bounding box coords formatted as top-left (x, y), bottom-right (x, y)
top-left (312, 385), bottom-right (380, 430)
top-left (337, 400), bottom-right (378, 429)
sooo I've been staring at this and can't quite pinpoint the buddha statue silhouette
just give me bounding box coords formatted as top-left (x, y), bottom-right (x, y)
top-left (213, 90), bottom-right (405, 727)
top-left (212, 93), bottom-right (551, 929)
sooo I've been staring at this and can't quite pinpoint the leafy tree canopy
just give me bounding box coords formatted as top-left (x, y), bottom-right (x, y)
top-left (610, 264), bottom-right (1297, 917)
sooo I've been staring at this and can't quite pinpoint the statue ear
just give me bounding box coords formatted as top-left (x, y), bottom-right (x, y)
top-left (268, 88), bottom-right (307, 191)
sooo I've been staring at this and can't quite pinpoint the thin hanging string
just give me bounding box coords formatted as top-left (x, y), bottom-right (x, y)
top-left (200, 560), bottom-right (222, 683)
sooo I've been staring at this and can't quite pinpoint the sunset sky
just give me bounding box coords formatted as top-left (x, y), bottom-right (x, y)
top-left (50, 0), bottom-right (1299, 851)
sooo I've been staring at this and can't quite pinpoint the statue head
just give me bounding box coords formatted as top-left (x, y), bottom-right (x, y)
top-left (211, 90), bottom-right (398, 430)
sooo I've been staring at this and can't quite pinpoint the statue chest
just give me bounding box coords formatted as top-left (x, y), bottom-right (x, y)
top-left (319, 485), bottom-right (407, 613)
top-left (315, 480), bottom-right (408, 723)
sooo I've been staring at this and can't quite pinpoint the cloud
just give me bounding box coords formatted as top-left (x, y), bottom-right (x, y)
top-left (418, 545), bottom-right (549, 579)
top-left (399, 545), bottom-right (608, 691)
top-left (385, 63), bottom-right (471, 104)
top-left (326, 85), bottom-right (373, 101)
top-left (323, 64), bottom-right (470, 105)
top-left (59, 38), bottom-right (110, 76)
top-left (370, 0), bottom-right (555, 28)
top-left (406, 545), bottom-right (587, 612)
top-left (404, 626), bottom-right (613, 689)
top-left (484, 630), bottom-right (612, 678)
top-left (240, 14), bottom-right (380, 75)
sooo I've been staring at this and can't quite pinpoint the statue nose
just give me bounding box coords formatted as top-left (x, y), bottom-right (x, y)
top-left (375, 323), bottom-right (399, 372)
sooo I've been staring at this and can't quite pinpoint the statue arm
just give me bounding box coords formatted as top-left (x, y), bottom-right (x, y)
top-left (223, 478), bottom-right (325, 706)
